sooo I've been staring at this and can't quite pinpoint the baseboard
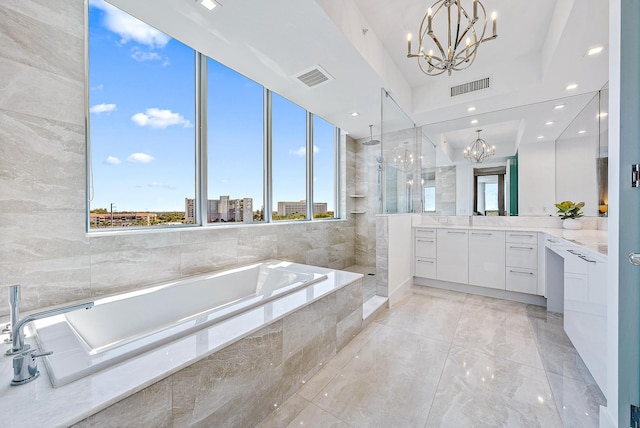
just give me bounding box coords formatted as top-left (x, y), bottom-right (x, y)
top-left (413, 277), bottom-right (548, 306)
top-left (388, 277), bottom-right (413, 308)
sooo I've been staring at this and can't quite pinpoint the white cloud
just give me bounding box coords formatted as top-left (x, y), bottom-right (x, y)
top-left (127, 152), bottom-right (155, 163)
top-left (90, 103), bottom-right (117, 114)
top-left (90, 0), bottom-right (169, 49)
top-left (105, 156), bottom-right (121, 165)
top-left (130, 47), bottom-right (162, 62)
top-left (131, 108), bottom-right (192, 129)
top-left (148, 182), bottom-right (175, 189)
top-left (289, 145), bottom-right (320, 157)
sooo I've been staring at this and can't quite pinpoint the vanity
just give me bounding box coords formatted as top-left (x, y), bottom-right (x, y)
top-left (412, 222), bottom-right (608, 397)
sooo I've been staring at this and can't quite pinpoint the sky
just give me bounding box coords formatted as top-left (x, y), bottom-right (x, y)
top-left (88, 0), bottom-right (335, 214)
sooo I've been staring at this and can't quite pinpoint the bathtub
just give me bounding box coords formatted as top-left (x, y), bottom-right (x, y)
top-left (32, 261), bottom-right (327, 387)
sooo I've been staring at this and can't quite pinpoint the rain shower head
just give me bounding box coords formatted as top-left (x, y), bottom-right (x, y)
top-left (362, 124), bottom-right (380, 146)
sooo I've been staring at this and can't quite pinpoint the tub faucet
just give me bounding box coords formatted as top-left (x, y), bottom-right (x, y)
top-left (6, 284), bottom-right (94, 356)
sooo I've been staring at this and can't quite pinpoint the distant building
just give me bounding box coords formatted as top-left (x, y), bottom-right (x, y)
top-left (185, 196), bottom-right (254, 223)
top-left (277, 200), bottom-right (328, 216)
top-left (90, 212), bottom-right (157, 227)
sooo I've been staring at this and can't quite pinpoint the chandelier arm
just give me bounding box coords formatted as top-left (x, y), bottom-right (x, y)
top-left (453, 0), bottom-right (463, 51)
top-left (418, 59), bottom-right (447, 76)
top-left (426, 31), bottom-right (448, 62)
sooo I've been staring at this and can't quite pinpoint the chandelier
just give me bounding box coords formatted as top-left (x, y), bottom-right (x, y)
top-left (391, 142), bottom-right (415, 172)
top-left (406, 0), bottom-right (497, 76)
top-left (464, 129), bottom-right (495, 162)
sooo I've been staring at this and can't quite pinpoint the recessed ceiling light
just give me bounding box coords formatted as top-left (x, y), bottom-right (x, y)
top-left (598, 112), bottom-right (608, 118)
top-left (351, 112), bottom-right (359, 117)
top-left (578, 130), bottom-right (587, 134)
top-left (587, 46), bottom-right (604, 56)
top-left (201, 0), bottom-right (216, 10)
top-left (545, 121), bottom-right (554, 125)
top-left (467, 106), bottom-right (476, 112)
top-left (566, 83), bottom-right (578, 91)
top-left (537, 135), bottom-right (544, 139)
top-left (554, 104), bottom-right (566, 110)
top-left (471, 119), bottom-right (479, 124)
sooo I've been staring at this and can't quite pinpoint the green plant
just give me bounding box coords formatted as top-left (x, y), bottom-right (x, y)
top-left (555, 201), bottom-right (585, 219)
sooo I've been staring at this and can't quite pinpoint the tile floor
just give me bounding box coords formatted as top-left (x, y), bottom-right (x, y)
top-left (256, 285), bottom-right (606, 428)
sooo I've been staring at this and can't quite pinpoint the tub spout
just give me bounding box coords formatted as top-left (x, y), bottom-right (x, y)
top-left (5, 285), bottom-right (94, 356)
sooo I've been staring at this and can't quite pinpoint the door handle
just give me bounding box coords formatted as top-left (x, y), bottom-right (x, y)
top-left (629, 253), bottom-right (640, 266)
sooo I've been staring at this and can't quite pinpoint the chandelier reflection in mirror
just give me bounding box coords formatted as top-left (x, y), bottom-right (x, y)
top-left (391, 142), bottom-right (415, 172)
top-left (464, 129), bottom-right (495, 163)
top-left (406, 0), bottom-right (497, 76)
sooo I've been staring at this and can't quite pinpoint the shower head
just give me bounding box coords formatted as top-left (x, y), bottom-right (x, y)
top-left (362, 125), bottom-right (380, 146)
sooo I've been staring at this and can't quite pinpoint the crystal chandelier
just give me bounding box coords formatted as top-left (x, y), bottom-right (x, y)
top-left (464, 129), bottom-right (495, 162)
top-left (406, 0), bottom-right (497, 76)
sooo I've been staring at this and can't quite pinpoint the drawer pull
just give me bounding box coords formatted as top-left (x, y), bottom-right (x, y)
top-left (447, 231), bottom-right (466, 234)
top-left (417, 259), bottom-right (434, 264)
top-left (510, 234), bottom-right (534, 237)
top-left (509, 246), bottom-right (534, 250)
top-left (417, 239), bottom-right (435, 243)
top-left (471, 232), bottom-right (492, 236)
top-left (578, 255), bottom-right (596, 263)
top-left (510, 270), bottom-right (534, 275)
top-left (566, 249), bottom-right (582, 256)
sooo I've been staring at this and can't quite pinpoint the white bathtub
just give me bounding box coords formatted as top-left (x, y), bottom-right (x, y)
top-left (32, 261), bottom-right (327, 387)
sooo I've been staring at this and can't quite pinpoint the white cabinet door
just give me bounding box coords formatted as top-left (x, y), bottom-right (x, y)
top-left (415, 258), bottom-right (437, 279)
top-left (506, 268), bottom-right (538, 294)
top-left (468, 230), bottom-right (505, 289)
top-left (415, 238), bottom-right (437, 259)
top-left (506, 243), bottom-right (538, 270)
top-left (437, 229), bottom-right (468, 284)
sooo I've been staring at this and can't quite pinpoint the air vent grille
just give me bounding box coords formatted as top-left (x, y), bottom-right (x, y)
top-left (296, 66), bottom-right (334, 88)
top-left (450, 77), bottom-right (491, 97)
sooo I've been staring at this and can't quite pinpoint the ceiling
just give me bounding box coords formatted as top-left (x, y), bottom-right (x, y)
top-left (106, 0), bottom-right (609, 156)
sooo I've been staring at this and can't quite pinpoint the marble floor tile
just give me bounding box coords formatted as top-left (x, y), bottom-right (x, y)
top-left (547, 372), bottom-right (605, 428)
top-left (311, 325), bottom-right (449, 427)
top-left (257, 286), bottom-right (604, 428)
top-left (425, 346), bottom-right (563, 428)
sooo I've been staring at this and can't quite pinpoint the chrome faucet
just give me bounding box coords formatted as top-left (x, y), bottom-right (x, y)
top-left (5, 285), bottom-right (94, 385)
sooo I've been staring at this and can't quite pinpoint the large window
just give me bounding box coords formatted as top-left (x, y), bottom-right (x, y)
top-left (88, 1), bottom-right (195, 228)
top-left (313, 115), bottom-right (336, 218)
top-left (207, 59), bottom-right (264, 224)
top-left (87, 2), bottom-right (338, 231)
top-left (272, 94), bottom-right (308, 221)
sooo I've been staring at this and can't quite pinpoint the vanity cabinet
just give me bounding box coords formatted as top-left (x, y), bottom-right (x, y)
top-left (562, 248), bottom-right (607, 394)
top-left (468, 230), bottom-right (505, 289)
top-left (505, 231), bottom-right (538, 294)
top-left (436, 229), bottom-right (469, 284)
top-left (415, 228), bottom-right (437, 279)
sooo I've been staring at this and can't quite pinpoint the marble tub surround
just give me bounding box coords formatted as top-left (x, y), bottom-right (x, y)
top-left (0, 264), bottom-right (363, 428)
top-left (257, 286), bottom-right (605, 428)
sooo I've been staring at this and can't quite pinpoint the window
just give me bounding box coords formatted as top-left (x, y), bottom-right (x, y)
top-left (88, 1), bottom-right (195, 228)
top-left (271, 93), bottom-right (308, 221)
top-left (87, 3), bottom-right (340, 231)
top-left (312, 115), bottom-right (337, 218)
top-left (207, 59), bottom-right (264, 223)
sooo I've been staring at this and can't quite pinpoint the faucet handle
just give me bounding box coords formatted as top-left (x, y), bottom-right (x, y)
top-left (10, 349), bottom-right (53, 386)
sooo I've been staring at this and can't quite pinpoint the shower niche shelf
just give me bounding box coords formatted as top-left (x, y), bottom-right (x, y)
top-left (349, 194), bottom-right (366, 214)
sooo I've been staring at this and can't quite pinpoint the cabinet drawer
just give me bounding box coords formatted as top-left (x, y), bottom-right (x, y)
top-left (416, 228), bottom-right (437, 239)
top-left (437, 229), bottom-right (469, 284)
top-left (506, 231), bottom-right (537, 244)
top-left (415, 258), bottom-right (437, 279)
top-left (415, 238), bottom-right (437, 258)
top-left (506, 244), bottom-right (538, 269)
top-left (506, 268), bottom-right (538, 294)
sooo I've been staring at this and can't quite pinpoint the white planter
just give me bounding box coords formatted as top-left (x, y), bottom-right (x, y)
top-left (562, 218), bottom-right (583, 230)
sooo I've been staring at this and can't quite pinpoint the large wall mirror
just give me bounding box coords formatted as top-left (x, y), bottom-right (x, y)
top-left (419, 88), bottom-right (609, 217)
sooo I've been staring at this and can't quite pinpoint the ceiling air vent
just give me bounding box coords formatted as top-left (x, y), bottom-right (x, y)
top-left (295, 65), bottom-right (334, 88)
top-left (450, 77), bottom-right (491, 97)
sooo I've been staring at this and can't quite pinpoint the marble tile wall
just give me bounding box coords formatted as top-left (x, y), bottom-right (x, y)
top-left (0, 0), bottom-right (357, 316)
top-left (72, 278), bottom-right (363, 427)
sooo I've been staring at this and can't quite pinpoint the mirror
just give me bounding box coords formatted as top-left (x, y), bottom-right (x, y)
top-left (420, 91), bottom-right (608, 217)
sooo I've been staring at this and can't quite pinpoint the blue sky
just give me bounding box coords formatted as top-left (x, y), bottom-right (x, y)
top-left (89, 0), bottom-right (335, 213)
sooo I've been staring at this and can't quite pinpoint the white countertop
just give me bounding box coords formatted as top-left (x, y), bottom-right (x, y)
top-left (0, 265), bottom-right (363, 428)
top-left (414, 225), bottom-right (608, 257)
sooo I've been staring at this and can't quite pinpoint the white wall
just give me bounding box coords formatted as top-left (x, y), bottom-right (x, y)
top-left (556, 134), bottom-right (600, 216)
top-left (518, 140), bottom-right (557, 215)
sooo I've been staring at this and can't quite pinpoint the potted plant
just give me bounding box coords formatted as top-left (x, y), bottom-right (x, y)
top-left (555, 200), bottom-right (585, 230)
